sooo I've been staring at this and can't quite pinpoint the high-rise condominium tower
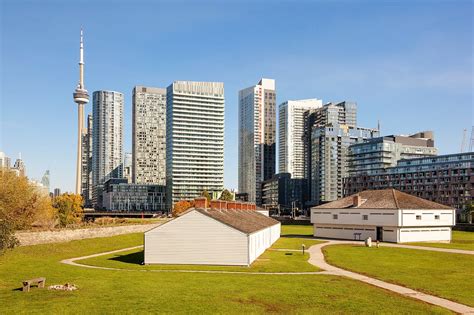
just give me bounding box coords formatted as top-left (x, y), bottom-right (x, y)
top-left (238, 78), bottom-right (276, 204)
top-left (72, 29), bottom-right (90, 195)
top-left (279, 99), bottom-right (322, 178)
top-left (81, 114), bottom-right (93, 207)
top-left (132, 86), bottom-right (166, 185)
top-left (92, 90), bottom-right (124, 208)
top-left (308, 101), bottom-right (378, 204)
top-left (166, 81), bottom-right (224, 208)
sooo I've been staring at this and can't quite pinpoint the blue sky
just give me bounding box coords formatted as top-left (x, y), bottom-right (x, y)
top-left (1, 0), bottom-right (472, 192)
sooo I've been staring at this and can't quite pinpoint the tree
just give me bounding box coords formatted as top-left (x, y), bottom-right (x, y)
top-left (0, 220), bottom-right (19, 252)
top-left (52, 194), bottom-right (84, 227)
top-left (172, 200), bottom-right (194, 217)
top-left (219, 189), bottom-right (234, 201)
top-left (0, 169), bottom-right (55, 230)
top-left (201, 190), bottom-right (211, 202)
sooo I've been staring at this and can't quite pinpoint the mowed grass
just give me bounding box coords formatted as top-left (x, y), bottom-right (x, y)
top-left (281, 224), bottom-right (313, 236)
top-left (0, 233), bottom-right (450, 314)
top-left (78, 225), bottom-right (323, 272)
top-left (408, 231), bottom-right (474, 251)
top-left (323, 244), bottom-right (474, 307)
top-left (271, 237), bottom-right (324, 250)
top-left (78, 247), bottom-right (319, 273)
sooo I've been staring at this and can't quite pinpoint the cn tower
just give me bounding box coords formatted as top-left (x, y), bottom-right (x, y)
top-left (72, 28), bottom-right (89, 195)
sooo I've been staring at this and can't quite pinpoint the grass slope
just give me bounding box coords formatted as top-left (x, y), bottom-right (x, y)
top-left (323, 244), bottom-right (474, 307)
top-left (408, 231), bottom-right (474, 251)
top-left (0, 232), bottom-right (449, 314)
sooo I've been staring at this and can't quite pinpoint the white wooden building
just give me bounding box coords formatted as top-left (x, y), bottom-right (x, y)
top-left (311, 189), bottom-right (455, 243)
top-left (144, 208), bottom-right (280, 266)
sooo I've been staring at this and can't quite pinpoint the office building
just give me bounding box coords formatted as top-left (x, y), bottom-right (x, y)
top-left (81, 114), bottom-right (93, 206)
top-left (13, 155), bottom-right (26, 177)
top-left (238, 78), bottom-right (276, 205)
top-left (261, 173), bottom-right (307, 214)
top-left (54, 188), bottom-right (61, 198)
top-left (279, 98), bottom-right (322, 178)
top-left (0, 151), bottom-right (11, 169)
top-left (123, 152), bottom-right (132, 183)
top-left (41, 170), bottom-right (50, 193)
top-left (344, 152), bottom-right (474, 211)
top-left (132, 86), bottom-right (167, 185)
top-left (348, 131), bottom-right (437, 176)
top-left (102, 178), bottom-right (166, 212)
top-left (166, 81), bottom-right (224, 208)
top-left (92, 90), bottom-right (124, 209)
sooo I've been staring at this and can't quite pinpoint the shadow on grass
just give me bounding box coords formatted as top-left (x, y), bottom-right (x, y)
top-left (281, 235), bottom-right (316, 238)
top-left (109, 251), bottom-right (144, 265)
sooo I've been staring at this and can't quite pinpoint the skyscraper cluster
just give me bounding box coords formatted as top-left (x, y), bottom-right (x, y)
top-left (71, 30), bottom-right (471, 213)
top-left (74, 30), bottom-right (225, 211)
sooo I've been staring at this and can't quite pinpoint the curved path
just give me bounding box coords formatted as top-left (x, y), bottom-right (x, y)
top-left (308, 241), bottom-right (474, 314)
top-left (61, 246), bottom-right (328, 275)
top-left (61, 242), bottom-right (474, 314)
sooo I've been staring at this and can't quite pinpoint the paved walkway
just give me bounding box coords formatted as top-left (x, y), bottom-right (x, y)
top-left (308, 241), bottom-right (474, 314)
top-left (61, 246), bottom-right (327, 275)
top-left (61, 241), bottom-right (474, 314)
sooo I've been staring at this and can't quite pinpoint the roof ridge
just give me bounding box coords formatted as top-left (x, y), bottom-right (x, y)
top-left (392, 189), bottom-right (400, 209)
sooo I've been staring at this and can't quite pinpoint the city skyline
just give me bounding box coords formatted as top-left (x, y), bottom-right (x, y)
top-left (1, 1), bottom-right (472, 192)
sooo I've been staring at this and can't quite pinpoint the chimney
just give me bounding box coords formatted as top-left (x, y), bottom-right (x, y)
top-left (194, 197), bottom-right (208, 209)
top-left (352, 194), bottom-right (362, 208)
top-left (210, 200), bottom-right (227, 210)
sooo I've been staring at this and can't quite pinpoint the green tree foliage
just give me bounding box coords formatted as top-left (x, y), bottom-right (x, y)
top-left (219, 189), bottom-right (234, 201)
top-left (201, 190), bottom-right (211, 202)
top-left (52, 194), bottom-right (84, 227)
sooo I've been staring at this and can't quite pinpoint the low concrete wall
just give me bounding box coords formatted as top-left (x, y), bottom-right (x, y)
top-left (16, 223), bottom-right (162, 246)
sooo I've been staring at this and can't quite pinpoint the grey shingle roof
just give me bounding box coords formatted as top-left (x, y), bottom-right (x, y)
top-left (314, 189), bottom-right (453, 210)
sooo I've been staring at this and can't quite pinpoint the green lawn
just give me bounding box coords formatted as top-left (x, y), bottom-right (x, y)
top-left (0, 233), bottom-right (450, 314)
top-left (408, 231), bottom-right (474, 251)
top-left (77, 246), bottom-right (319, 273)
top-left (271, 236), bottom-right (324, 250)
top-left (281, 224), bottom-right (313, 236)
top-left (323, 244), bottom-right (474, 307)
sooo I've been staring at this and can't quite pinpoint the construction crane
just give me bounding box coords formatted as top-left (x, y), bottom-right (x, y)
top-left (461, 129), bottom-right (467, 153)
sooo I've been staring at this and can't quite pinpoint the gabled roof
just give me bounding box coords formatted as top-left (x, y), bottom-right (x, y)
top-left (195, 208), bottom-right (280, 234)
top-left (314, 189), bottom-right (453, 210)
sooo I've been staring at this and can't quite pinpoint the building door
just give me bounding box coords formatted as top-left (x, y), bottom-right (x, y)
top-left (376, 227), bottom-right (383, 241)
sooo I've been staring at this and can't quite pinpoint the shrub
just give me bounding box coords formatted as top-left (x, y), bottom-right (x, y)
top-left (0, 220), bottom-right (19, 252)
top-left (53, 194), bottom-right (84, 227)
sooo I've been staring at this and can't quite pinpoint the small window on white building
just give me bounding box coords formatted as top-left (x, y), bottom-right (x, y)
top-left (435, 215), bottom-right (440, 220)
top-left (362, 215), bottom-right (368, 220)
top-left (416, 215), bottom-right (422, 220)
top-left (333, 214), bottom-right (338, 220)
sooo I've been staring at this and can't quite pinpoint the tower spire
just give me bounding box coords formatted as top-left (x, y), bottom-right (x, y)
top-left (73, 27), bottom-right (90, 196)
